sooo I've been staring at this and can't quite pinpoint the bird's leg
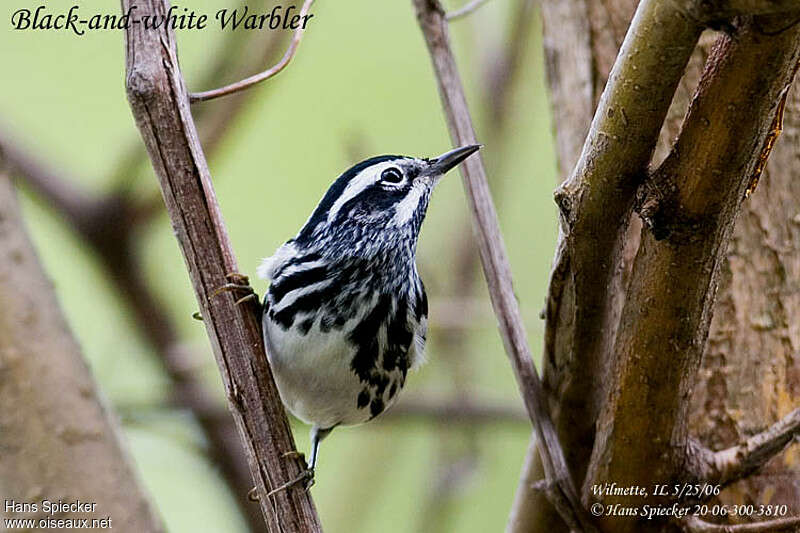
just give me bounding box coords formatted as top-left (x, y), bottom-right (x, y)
top-left (212, 272), bottom-right (261, 307)
top-left (263, 425), bottom-right (334, 497)
top-left (307, 425), bottom-right (334, 472)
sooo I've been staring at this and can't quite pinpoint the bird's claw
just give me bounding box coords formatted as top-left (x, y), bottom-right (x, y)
top-left (226, 272), bottom-right (250, 284)
top-left (266, 468), bottom-right (315, 497)
top-left (212, 272), bottom-right (256, 306)
top-left (282, 450), bottom-right (306, 462)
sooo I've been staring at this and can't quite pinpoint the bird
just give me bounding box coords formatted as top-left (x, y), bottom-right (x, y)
top-left (256, 144), bottom-right (481, 487)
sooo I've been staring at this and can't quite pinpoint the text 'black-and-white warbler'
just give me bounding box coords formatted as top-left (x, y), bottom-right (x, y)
top-left (258, 145), bottom-right (481, 487)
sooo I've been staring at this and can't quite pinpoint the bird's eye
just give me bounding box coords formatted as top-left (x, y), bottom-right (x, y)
top-left (381, 167), bottom-right (404, 184)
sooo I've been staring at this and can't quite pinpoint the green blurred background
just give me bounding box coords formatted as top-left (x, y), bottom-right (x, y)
top-left (1, 0), bottom-right (558, 530)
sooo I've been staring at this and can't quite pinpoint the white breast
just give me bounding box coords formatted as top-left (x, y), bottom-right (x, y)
top-left (263, 306), bottom-right (373, 428)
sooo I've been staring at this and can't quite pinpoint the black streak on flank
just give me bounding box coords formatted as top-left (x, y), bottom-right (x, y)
top-left (370, 398), bottom-right (385, 418)
top-left (271, 280), bottom-right (340, 329)
top-left (415, 286), bottom-right (428, 322)
top-left (349, 294), bottom-right (392, 382)
top-left (384, 298), bottom-right (412, 373)
top-left (370, 373), bottom-right (390, 396)
top-left (269, 264), bottom-right (329, 305)
top-left (271, 251), bottom-right (322, 280)
top-left (357, 389), bottom-right (370, 409)
top-left (299, 317), bottom-right (314, 334)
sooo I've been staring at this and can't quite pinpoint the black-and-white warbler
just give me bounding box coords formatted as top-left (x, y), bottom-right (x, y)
top-left (257, 144), bottom-right (481, 485)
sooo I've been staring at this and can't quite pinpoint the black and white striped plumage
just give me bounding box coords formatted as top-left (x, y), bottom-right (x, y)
top-left (257, 145), bottom-right (480, 475)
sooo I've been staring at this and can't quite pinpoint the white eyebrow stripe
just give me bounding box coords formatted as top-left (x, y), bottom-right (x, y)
top-left (326, 161), bottom-right (398, 223)
top-left (391, 181), bottom-right (426, 226)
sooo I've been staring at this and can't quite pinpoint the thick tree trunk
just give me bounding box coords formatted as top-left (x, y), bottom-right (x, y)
top-left (0, 174), bottom-right (163, 531)
top-left (690, 69), bottom-right (800, 519)
top-left (511, 1), bottom-right (800, 531)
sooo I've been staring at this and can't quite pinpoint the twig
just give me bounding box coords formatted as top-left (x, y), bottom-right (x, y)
top-left (411, 1), bottom-right (596, 530)
top-left (109, 0), bottom-right (284, 219)
top-left (189, 0), bottom-right (314, 103)
top-left (680, 515), bottom-right (800, 533)
top-left (688, 407), bottom-right (800, 486)
top-left (446, 0), bottom-right (493, 21)
top-left (122, 0), bottom-right (321, 530)
top-left (9, 6), bottom-right (291, 530)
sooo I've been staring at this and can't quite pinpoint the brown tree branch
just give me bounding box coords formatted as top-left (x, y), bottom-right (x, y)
top-left (538, 0), bottom-right (594, 178)
top-left (680, 515), bottom-right (800, 533)
top-left (189, 0), bottom-right (314, 103)
top-left (0, 172), bottom-right (164, 532)
top-left (411, 0), bottom-right (596, 530)
top-left (111, 0), bottom-right (284, 214)
top-left (122, 0), bottom-right (321, 530)
top-left (687, 407), bottom-right (800, 487)
top-left (547, 0), bottom-right (702, 470)
top-left (4, 4), bottom-right (289, 529)
top-left (584, 16), bottom-right (800, 533)
top-left (509, 1), bottom-right (703, 531)
top-left (0, 125), bottom-right (265, 531)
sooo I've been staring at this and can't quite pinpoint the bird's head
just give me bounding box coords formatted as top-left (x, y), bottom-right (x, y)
top-left (294, 145), bottom-right (481, 254)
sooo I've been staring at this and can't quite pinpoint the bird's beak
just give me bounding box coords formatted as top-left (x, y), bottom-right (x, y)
top-left (428, 144), bottom-right (482, 176)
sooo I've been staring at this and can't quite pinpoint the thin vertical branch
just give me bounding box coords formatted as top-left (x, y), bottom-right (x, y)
top-left (411, 1), bottom-right (595, 530)
top-left (121, 0), bottom-right (322, 530)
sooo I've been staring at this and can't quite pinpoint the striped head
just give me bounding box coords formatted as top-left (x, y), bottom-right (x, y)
top-left (290, 145), bottom-right (480, 256)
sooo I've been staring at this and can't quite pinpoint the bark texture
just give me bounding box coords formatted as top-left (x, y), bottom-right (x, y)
top-left (584, 25), bottom-right (800, 533)
top-left (512, 0), bottom-right (800, 531)
top-left (0, 174), bottom-right (163, 531)
top-left (121, 0), bottom-right (322, 530)
top-left (689, 57), bottom-right (800, 518)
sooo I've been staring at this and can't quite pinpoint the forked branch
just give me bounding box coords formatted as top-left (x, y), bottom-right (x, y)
top-left (688, 407), bottom-right (800, 487)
